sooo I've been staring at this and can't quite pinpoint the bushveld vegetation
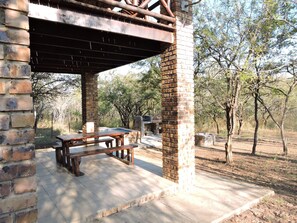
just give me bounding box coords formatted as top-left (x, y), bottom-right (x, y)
top-left (32, 1), bottom-right (296, 221)
top-left (34, 0), bottom-right (296, 163)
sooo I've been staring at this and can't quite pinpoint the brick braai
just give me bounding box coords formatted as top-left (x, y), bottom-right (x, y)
top-left (0, 0), bottom-right (38, 222)
top-left (161, 0), bottom-right (195, 191)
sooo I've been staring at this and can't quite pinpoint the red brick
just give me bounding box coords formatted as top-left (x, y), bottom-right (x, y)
top-left (1, 146), bottom-right (12, 161)
top-left (9, 80), bottom-right (32, 94)
top-left (11, 112), bottom-right (34, 128)
top-left (16, 209), bottom-right (38, 223)
top-left (0, 45), bottom-right (4, 60)
top-left (0, 182), bottom-right (12, 198)
top-left (4, 45), bottom-right (30, 62)
top-left (14, 176), bottom-right (36, 194)
top-left (0, 114), bottom-right (10, 130)
top-left (0, 96), bottom-right (33, 111)
top-left (2, 144), bottom-right (34, 161)
top-left (0, 164), bottom-right (18, 181)
top-left (11, 144), bottom-right (35, 161)
top-left (4, 9), bottom-right (29, 30)
top-left (0, 193), bottom-right (37, 214)
top-left (0, 162), bottom-right (36, 181)
top-left (0, 62), bottom-right (31, 79)
top-left (0, 0), bottom-right (29, 12)
top-left (17, 162), bottom-right (36, 178)
top-left (0, 81), bottom-right (6, 94)
top-left (0, 129), bottom-right (34, 145)
top-left (0, 28), bottom-right (29, 45)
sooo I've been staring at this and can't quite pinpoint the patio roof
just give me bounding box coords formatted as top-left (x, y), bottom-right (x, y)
top-left (28, 1), bottom-right (174, 74)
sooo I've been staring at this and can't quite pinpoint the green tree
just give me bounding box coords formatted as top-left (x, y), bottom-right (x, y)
top-left (258, 62), bottom-right (297, 155)
top-left (194, 0), bottom-right (297, 161)
top-left (245, 0), bottom-right (297, 155)
top-left (99, 58), bottom-right (161, 128)
top-left (194, 0), bottom-right (255, 164)
top-left (31, 72), bottom-right (79, 130)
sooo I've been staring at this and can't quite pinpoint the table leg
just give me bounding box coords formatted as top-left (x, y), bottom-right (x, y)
top-left (115, 137), bottom-right (119, 157)
top-left (61, 143), bottom-right (66, 166)
top-left (65, 142), bottom-right (71, 170)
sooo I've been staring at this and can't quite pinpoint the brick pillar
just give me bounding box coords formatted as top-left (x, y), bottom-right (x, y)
top-left (0, 0), bottom-right (38, 222)
top-left (81, 73), bottom-right (98, 132)
top-left (161, 0), bottom-right (195, 191)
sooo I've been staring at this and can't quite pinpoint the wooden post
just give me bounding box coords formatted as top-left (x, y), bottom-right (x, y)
top-left (51, 112), bottom-right (54, 137)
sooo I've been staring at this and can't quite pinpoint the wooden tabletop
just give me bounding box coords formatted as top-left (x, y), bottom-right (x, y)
top-left (56, 130), bottom-right (126, 142)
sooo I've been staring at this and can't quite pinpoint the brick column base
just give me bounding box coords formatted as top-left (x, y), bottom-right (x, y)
top-left (161, 0), bottom-right (195, 191)
top-left (81, 73), bottom-right (99, 132)
top-left (0, 1), bottom-right (37, 222)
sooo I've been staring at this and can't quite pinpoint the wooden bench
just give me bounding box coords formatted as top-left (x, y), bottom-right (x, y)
top-left (52, 137), bottom-right (114, 166)
top-left (52, 142), bottom-right (63, 164)
top-left (69, 144), bottom-right (137, 176)
top-left (69, 137), bottom-right (113, 148)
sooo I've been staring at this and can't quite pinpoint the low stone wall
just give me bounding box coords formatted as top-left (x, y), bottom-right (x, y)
top-left (195, 133), bottom-right (216, 146)
top-left (123, 129), bottom-right (141, 144)
top-left (99, 127), bottom-right (141, 145)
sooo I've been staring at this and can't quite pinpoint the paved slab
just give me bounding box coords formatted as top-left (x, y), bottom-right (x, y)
top-left (36, 149), bottom-right (177, 223)
top-left (36, 147), bottom-right (273, 223)
top-left (96, 151), bottom-right (274, 223)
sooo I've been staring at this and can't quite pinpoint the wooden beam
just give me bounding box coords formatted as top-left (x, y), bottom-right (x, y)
top-left (28, 3), bottom-right (173, 43)
top-left (30, 63), bottom-right (112, 70)
top-left (29, 18), bottom-right (164, 53)
top-left (30, 51), bottom-right (134, 64)
top-left (30, 66), bottom-right (85, 74)
top-left (30, 19), bottom-right (164, 53)
top-left (30, 34), bottom-right (160, 58)
top-left (30, 44), bottom-right (152, 61)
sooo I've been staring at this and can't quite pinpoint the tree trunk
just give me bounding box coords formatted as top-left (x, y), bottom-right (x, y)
top-left (34, 116), bottom-right (39, 132)
top-left (237, 118), bottom-right (243, 135)
top-left (225, 135), bottom-right (233, 164)
top-left (252, 88), bottom-right (259, 155)
top-left (237, 103), bottom-right (244, 135)
top-left (225, 102), bottom-right (234, 164)
top-left (280, 123), bottom-right (288, 155)
top-left (213, 115), bottom-right (220, 135)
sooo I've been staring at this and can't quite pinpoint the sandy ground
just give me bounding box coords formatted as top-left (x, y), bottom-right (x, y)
top-left (136, 135), bottom-right (297, 223)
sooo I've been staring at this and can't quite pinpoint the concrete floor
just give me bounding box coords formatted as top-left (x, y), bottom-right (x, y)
top-left (36, 149), bottom-right (177, 223)
top-left (36, 145), bottom-right (273, 223)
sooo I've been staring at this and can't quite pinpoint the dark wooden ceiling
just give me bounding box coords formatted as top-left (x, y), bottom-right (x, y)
top-left (28, 1), bottom-right (174, 74)
top-left (30, 18), bottom-right (171, 74)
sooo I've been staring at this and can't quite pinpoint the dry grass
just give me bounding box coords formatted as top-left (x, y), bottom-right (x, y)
top-left (137, 133), bottom-right (297, 223)
top-left (196, 136), bottom-right (297, 223)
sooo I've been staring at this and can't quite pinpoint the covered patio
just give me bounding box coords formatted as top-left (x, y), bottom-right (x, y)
top-left (36, 145), bottom-right (274, 223)
top-left (0, 0), bottom-right (195, 221)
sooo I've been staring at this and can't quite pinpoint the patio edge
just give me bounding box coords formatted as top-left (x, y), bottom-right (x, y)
top-left (212, 190), bottom-right (275, 223)
top-left (86, 184), bottom-right (179, 222)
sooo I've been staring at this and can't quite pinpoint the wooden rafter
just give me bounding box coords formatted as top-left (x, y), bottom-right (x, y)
top-left (29, 0), bottom-right (175, 74)
top-left (32, 0), bottom-right (176, 27)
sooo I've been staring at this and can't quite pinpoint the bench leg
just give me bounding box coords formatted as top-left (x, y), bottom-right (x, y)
top-left (121, 149), bottom-right (124, 159)
top-left (55, 147), bottom-right (62, 164)
top-left (71, 157), bottom-right (84, 177)
top-left (131, 148), bottom-right (134, 165)
top-left (105, 140), bottom-right (112, 148)
top-left (127, 149), bottom-right (130, 162)
top-left (62, 148), bottom-right (66, 166)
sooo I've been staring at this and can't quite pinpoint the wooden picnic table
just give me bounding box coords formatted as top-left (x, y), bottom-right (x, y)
top-left (56, 130), bottom-right (127, 171)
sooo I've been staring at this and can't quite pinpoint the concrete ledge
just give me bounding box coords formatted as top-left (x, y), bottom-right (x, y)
top-left (87, 185), bottom-right (178, 221)
top-left (213, 190), bottom-right (275, 223)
